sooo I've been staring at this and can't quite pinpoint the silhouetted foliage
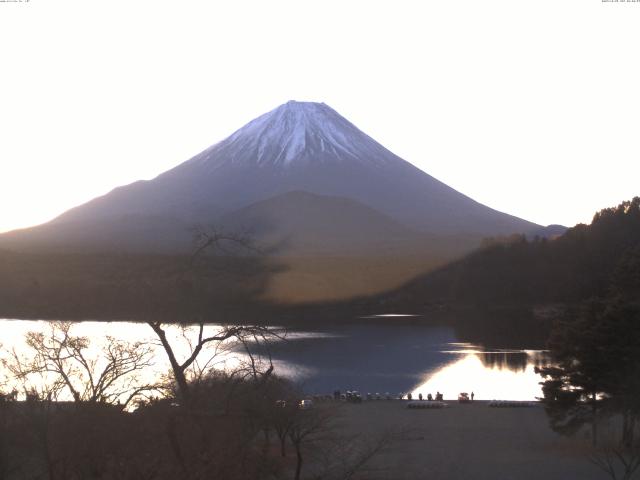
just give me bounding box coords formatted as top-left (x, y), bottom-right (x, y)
top-left (533, 201), bottom-right (640, 447)
top-left (537, 299), bottom-right (640, 444)
top-left (536, 225), bottom-right (640, 450)
top-left (387, 197), bottom-right (640, 308)
top-left (0, 370), bottom-right (392, 480)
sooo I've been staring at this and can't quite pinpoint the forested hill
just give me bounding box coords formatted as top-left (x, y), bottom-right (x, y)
top-left (384, 197), bottom-right (640, 307)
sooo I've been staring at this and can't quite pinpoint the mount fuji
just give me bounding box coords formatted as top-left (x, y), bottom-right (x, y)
top-left (1, 101), bottom-right (539, 255)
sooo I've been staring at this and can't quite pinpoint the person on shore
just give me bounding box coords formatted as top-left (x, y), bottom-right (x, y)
top-left (471, 391), bottom-right (475, 402)
top-left (418, 393), bottom-right (423, 401)
top-left (407, 393), bottom-right (412, 400)
top-left (427, 393), bottom-right (433, 401)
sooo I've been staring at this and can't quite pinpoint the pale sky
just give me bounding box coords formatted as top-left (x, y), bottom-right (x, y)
top-left (1, 0), bottom-right (639, 233)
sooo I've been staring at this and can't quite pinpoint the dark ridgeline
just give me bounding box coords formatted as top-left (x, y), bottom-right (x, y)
top-left (380, 197), bottom-right (640, 308)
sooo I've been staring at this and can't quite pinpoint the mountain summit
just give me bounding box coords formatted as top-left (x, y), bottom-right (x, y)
top-left (192, 100), bottom-right (397, 168)
top-left (1, 101), bottom-right (539, 254)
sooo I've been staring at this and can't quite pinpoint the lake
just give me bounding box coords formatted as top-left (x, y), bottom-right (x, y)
top-left (0, 317), bottom-right (548, 401)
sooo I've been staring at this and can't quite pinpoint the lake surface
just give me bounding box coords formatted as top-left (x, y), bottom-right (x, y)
top-left (268, 321), bottom-right (548, 400)
top-left (0, 318), bottom-right (548, 401)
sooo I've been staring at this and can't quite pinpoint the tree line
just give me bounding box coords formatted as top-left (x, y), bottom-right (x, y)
top-left (388, 197), bottom-right (640, 308)
top-left (530, 199), bottom-right (640, 479)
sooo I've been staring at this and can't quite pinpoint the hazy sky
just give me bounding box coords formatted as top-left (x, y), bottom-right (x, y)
top-left (1, 0), bottom-right (639, 233)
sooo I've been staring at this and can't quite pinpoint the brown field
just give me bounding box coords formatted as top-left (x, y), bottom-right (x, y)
top-left (331, 400), bottom-right (603, 480)
top-left (262, 255), bottom-right (445, 303)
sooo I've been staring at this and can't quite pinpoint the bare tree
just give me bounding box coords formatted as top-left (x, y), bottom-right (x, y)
top-left (148, 227), bottom-right (282, 404)
top-left (589, 423), bottom-right (640, 480)
top-left (147, 321), bottom-right (278, 403)
top-left (280, 403), bottom-right (397, 480)
top-left (273, 403), bottom-right (297, 458)
top-left (286, 406), bottom-right (334, 480)
top-left (3, 321), bottom-right (158, 409)
top-left (590, 442), bottom-right (640, 480)
top-left (189, 225), bottom-right (258, 267)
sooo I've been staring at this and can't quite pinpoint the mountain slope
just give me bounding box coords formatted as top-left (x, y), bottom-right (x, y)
top-left (0, 100), bottom-right (548, 304)
top-left (42, 102), bottom-right (536, 239)
top-left (0, 214), bottom-right (194, 253)
top-left (221, 190), bottom-right (429, 256)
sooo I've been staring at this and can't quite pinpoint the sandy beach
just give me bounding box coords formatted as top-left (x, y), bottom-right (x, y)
top-left (333, 400), bottom-right (604, 480)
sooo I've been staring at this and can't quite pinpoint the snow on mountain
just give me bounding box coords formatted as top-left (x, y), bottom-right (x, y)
top-left (187, 100), bottom-right (397, 170)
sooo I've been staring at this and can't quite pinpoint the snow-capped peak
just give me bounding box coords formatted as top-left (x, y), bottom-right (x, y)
top-left (193, 101), bottom-right (400, 169)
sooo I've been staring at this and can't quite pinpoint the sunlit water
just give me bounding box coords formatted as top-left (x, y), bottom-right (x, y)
top-left (410, 346), bottom-right (548, 401)
top-left (0, 319), bottom-right (548, 401)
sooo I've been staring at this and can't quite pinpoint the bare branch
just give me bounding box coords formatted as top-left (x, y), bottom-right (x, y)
top-left (4, 321), bottom-right (157, 407)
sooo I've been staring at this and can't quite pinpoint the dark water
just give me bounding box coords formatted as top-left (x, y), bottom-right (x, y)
top-left (266, 322), bottom-right (548, 400)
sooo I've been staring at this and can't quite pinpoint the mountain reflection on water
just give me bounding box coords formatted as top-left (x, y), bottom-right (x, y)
top-left (0, 318), bottom-right (549, 401)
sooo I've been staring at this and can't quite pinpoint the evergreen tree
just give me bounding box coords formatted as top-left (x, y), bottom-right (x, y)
top-left (537, 299), bottom-right (640, 447)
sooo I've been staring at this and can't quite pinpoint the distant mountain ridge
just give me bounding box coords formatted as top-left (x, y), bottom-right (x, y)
top-left (1, 101), bottom-right (541, 256)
